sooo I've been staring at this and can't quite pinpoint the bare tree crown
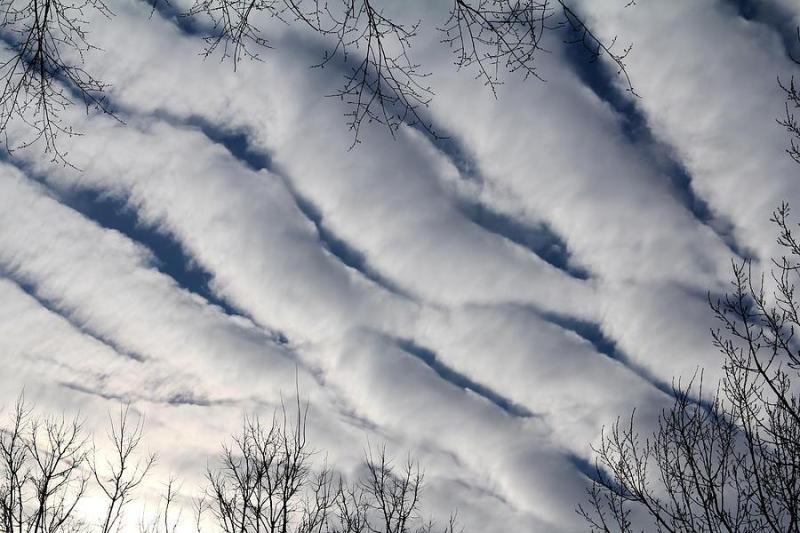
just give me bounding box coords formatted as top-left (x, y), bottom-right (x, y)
top-left (0, 396), bottom-right (156, 533)
top-left (577, 78), bottom-right (800, 531)
top-left (0, 394), bottom-right (458, 533)
top-left (0, 0), bottom-right (635, 159)
top-left (0, 0), bottom-right (115, 165)
top-left (200, 398), bottom-right (459, 533)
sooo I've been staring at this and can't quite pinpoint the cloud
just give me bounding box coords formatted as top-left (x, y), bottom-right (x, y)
top-left (0, 0), bottom-right (797, 531)
top-left (577, 0), bottom-right (800, 262)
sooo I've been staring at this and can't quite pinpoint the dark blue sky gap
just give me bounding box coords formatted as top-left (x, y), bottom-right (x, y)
top-left (63, 187), bottom-right (290, 346)
top-left (412, 125), bottom-right (593, 281)
top-left (568, 453), bottom-right (602, 484)
top-left (155, 111), bottom-right (416, 299)
top-left (725, 0), bottom-right (800, 61)
top-left (0, 153), bottom-right (291, 345)
top-left (59, 188), bottom-right (232, 314)
top-left (146, 0), bottom-right (211, 37)
top-left (392, 337), bottom-right (536, 418)
top-left (546, 306), bottom-right (721, 415)
top-left (409, 123), bottom-right (483, 183)
top-left (457, 200), bottom-right (591, 280)
top-left (568, 453), bottom-right (633, 497)
top-left (158, 114), bottom-right (274, 171)
top-left (406, 110), bottom-right (593, 281)
top-left (560, 28), bottom-right (753, 261)
top-left (285, 188), bottom-right (415, 299)
top-left (535, 308), bottom-right (678, 400)
top-left (0, 268), bottom-right (147, 361)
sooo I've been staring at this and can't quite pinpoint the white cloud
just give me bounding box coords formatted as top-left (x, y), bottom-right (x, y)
top-left (0, 0), bottom-right (797, 531)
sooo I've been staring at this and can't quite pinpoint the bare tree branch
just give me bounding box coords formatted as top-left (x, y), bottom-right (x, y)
top-left (0, 0), bottom-right (117, 166)
top-left (578, 212), bottom-right (800, 532)
top-left (93, 404), bottom-right (157, 533)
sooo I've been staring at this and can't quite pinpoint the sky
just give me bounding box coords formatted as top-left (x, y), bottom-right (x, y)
top-left (1, 0), bottom-right (800, 531)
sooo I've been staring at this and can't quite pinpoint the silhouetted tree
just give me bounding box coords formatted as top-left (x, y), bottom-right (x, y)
top-left (94, 406), bottom-right (157, 533)
top-left (0, 395), bottom-right (91, 533)
top-left (0, 0), bottom-right (115, 165)
top-left (581, 380), bottom-right (797, 530)
top-left (0, 395), bottom-right (155, 533)
top-left (0, 392), bottom-right (456, 533)
top-left (201, 399), bottom-right (336, 533)
top-left (0, 0), bottom-right (634, 158)
top-left (780, 75), bottom-right (800, 165)
top-left (441, 0), bottom-right (634, 95)
top-left (200, 398), bottom-right (459, 533)
top-left (576, 79), bottom-right (800, 530)
top-left (137, 477), bottom-right (182, 533)
top-left (183, 0), bottom-right (635, 146)
top-left (577, 210), bottom-right (800, 532)
top-left (330, 446), bottom-right (460, 533)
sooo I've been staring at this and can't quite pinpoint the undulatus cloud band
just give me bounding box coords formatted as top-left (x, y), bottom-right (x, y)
top-left (0, 0), bottom-right (799, 532)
